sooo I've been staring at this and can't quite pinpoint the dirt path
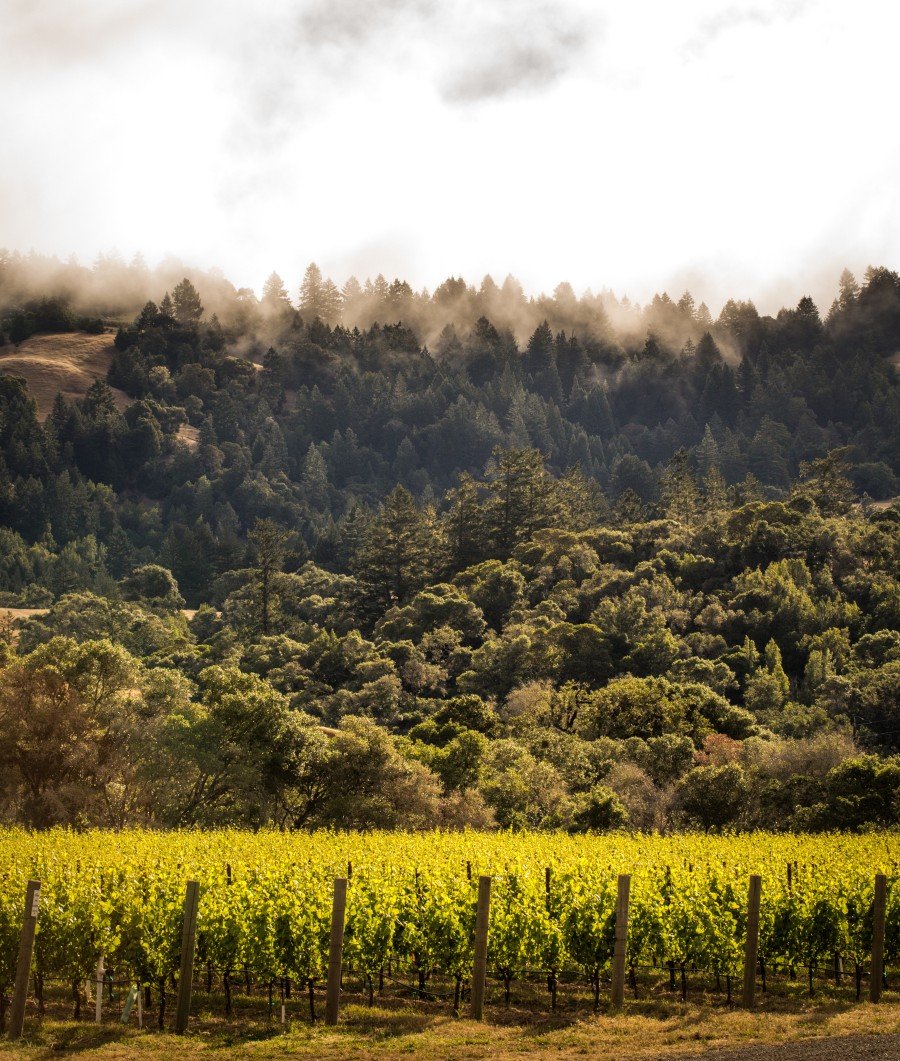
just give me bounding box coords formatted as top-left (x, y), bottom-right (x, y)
top-left (679, 1033), bottom-right (900, 1060)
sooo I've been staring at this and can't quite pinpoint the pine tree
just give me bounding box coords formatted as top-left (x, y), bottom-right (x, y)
top-left (82, 380), bottom-right (118, 422)
top-left (613, 487), bottom-right (646, 524)
top-left (262, 271), bottom-right (292, 311)
top-left (355, 485), bottom-right (436, 609)
top-left (659, 448), bottom-right (699, 525)
top-left (484, 447), bottom-right (559, 554)
top-left (321, 279), bottom-right (343, 325)
top-left (171, 278), bottom-right (203, 324)
top-left (392, 437), bottom-right (419, 486)
top-left (442, 473), bottom-right (485, 570)
top-left (797, 447), bottom-right (856, 516)
top-left (299, 263), bottom-right (327, 320)
top-left (301, 443), bottom-right (331, 510)
top-left (557, 465), bottom-right (607, 529)
top-left (748, 416), bottom-right (790, 487)
top-left (248, 518), bottom-right (288, 636)
top-left (524, 321), bottom-right (554, 376)
top-left (695, 332), bottom-right (723, 375)
top-left (701, 467), bottom-right (728, 522)
top-left (677, 290), bottom-right (696, 319)
top-left (695, 424), bottom-right (721, 478)
top-left (135, 301), bottom-right (159, 330)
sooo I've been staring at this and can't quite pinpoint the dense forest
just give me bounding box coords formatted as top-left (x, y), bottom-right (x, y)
top-left (0, 249), bottom-right (898, 834)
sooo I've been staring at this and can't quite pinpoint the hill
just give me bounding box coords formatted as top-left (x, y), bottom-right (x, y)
top-left (0, 331), bottom-right (197, 446)
top-left (0, 331), bottom-right (130, 419)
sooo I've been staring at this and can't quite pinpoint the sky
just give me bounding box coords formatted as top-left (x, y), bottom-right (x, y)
top-left (1, 0), bottom-right (899, 314)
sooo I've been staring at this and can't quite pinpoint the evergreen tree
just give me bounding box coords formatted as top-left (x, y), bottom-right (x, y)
top-left (797, 447), bottom-right (857, 516)
top-left (171, 278), bottom-right (203, 324)
top-left (301, 443), bottom-right (331, 510)
top-left (524, 321), bottom-right (554, 376)
top-left (443, 473), bottom-right (485, 571)
top-left (701, 466), bottom-right (728, 522)
top-left (299, 263), bottom-right (341, 322)
top-left (484, 447), bottom-right (559, 554)
top-left (262, 271), bottom-right (292, 311)
top-left (659, 448), bottom-right (700, 525)
top-left (355, 485), bottom-right (437, 609)
top-left (248, 518), bottom-right (288, 636)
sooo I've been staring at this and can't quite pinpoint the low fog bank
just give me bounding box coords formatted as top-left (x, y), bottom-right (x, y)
top-left (2, 248), bottom-right (892, 365)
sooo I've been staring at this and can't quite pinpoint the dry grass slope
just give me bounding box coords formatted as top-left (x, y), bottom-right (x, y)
top-left (0, 332), bottom-right (199, 449)
top-left (0, 332), bottom-right (130, 420)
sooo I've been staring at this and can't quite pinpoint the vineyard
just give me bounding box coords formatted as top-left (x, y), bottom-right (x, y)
top-left (0, 829), bottom-right (897, 1038)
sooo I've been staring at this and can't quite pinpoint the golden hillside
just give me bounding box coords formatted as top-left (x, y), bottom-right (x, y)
top-left (0, 331), bottom-right (130, 420)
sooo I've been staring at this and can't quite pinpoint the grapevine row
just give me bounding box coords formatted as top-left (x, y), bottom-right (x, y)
top-left (0, 829), bottom-right (896, 1033)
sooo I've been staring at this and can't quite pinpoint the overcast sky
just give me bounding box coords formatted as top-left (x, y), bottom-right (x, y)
top-left (1, 0), bottom-right (898, 313)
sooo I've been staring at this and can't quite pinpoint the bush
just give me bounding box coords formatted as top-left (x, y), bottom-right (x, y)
top-left (675, 763), bottom-right (749, 830)
top-left (574, 786), bottom-right (629, 831)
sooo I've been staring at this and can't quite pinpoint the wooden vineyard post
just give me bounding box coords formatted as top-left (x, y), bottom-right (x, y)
top-left (175, 881), bottom-right (200, 1033)
top-left (869, 873), bottom-right (887, 1004)
top-left (610, 874), bottom-right (631, 1006)
top-left (742, 875), bottom-right (762, 1008)
top-left (94, 955), bottom-right (104, 1023)
top-left (325, 877), bottom-right (348, 1026)
top-left (470, 875), bottom-right (492, 1020)
top-left (7, 880), bottom-right (40, 1041)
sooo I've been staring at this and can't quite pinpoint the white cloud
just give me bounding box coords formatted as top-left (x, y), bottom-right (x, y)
top-left (0, 0), bottom-right (898, 314)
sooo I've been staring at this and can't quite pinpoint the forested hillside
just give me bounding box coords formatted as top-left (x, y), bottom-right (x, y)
top-left (0, 251), bottom-right (898, 833)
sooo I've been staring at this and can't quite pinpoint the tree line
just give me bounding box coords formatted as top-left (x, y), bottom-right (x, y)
top-left (0, 258), bottom-right (898, 832)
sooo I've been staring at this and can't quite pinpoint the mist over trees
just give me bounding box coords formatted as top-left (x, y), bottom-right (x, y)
top-left (0, 250), bottom-right (898, 832)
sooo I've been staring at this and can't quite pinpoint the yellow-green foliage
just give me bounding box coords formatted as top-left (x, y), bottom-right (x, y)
top-left (0, 829), bottom-right (896, 995)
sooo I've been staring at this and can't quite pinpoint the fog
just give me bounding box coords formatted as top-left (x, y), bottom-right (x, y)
top-left (1, 0), bottom-right (899, 315)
